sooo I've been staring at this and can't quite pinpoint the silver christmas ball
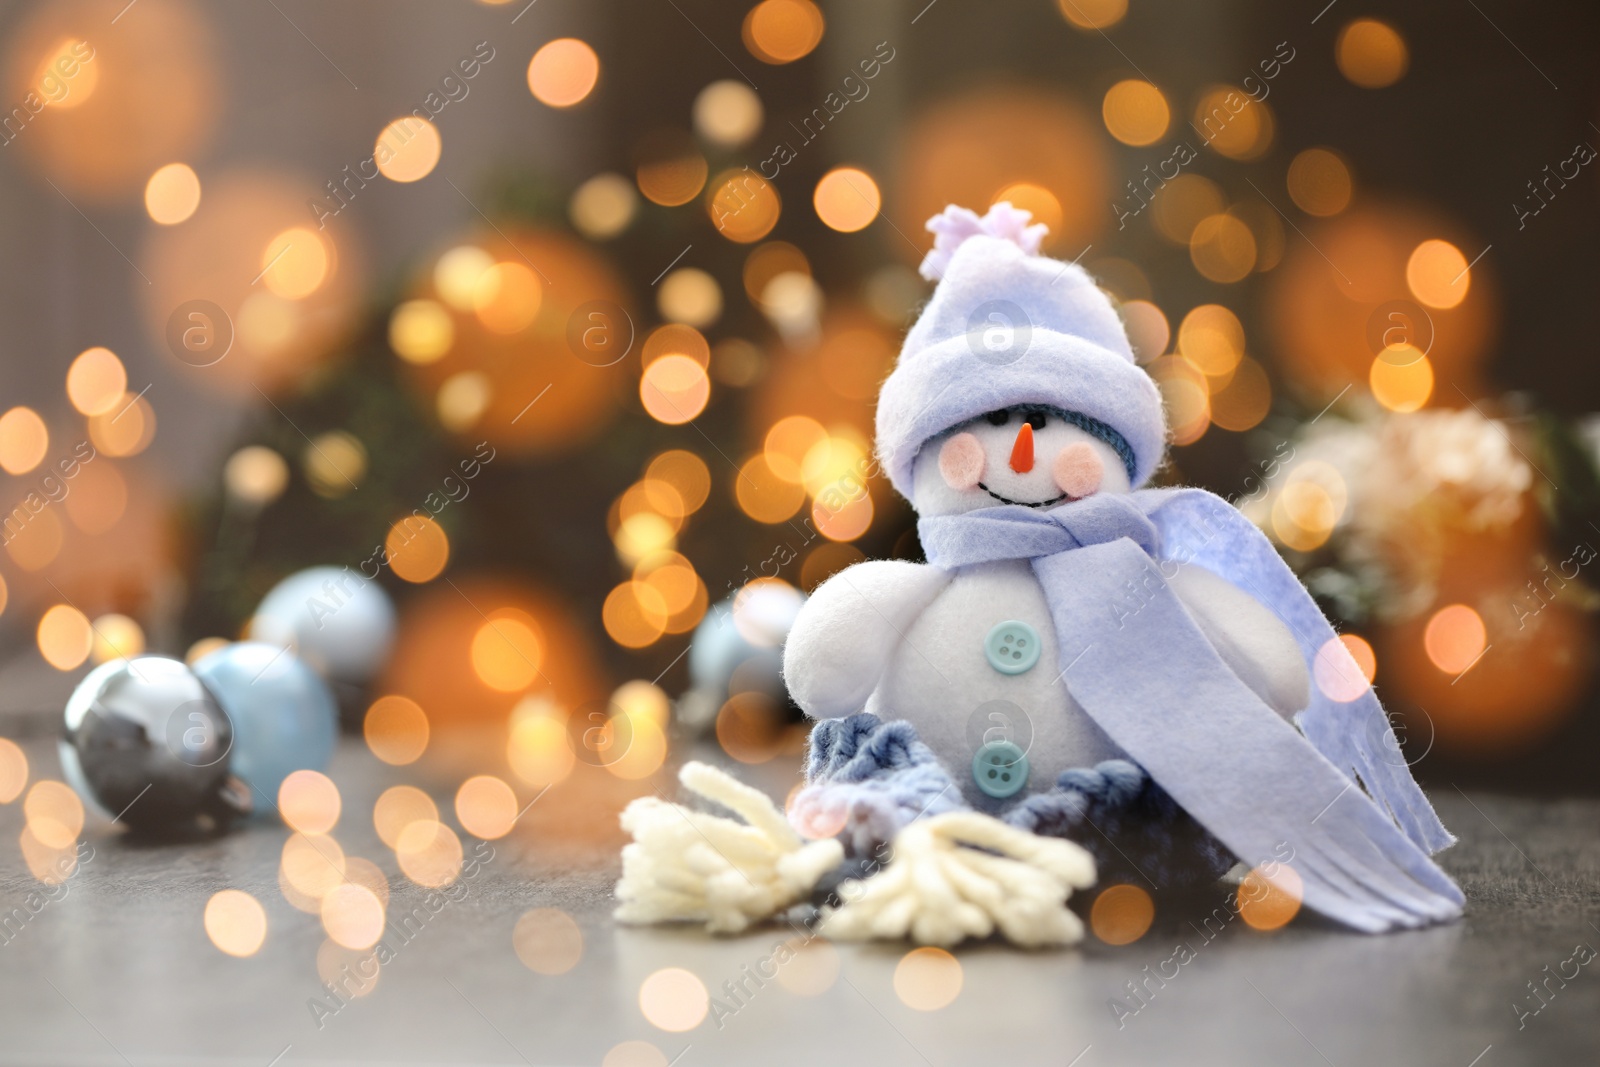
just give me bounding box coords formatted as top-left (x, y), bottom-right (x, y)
top-left (61, 657), bottom-right (248, 835)
top-left (678, 583), bottom-right (806, 732)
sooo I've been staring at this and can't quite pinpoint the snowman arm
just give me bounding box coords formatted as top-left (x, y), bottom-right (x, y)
top-left (783, 561), bottom-right (954, 720)
top-left (1167, 563), bottom-right (1310, 717)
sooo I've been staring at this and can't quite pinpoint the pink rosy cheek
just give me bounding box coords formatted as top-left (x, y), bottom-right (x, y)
top-left (938, 433), bottom-right (985, 490)
top-left (1052, 443), bottom-right (1103, 498)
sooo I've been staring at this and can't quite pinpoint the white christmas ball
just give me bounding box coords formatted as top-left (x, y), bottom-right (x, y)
top-left (249, 566), bottom-right (396, 684)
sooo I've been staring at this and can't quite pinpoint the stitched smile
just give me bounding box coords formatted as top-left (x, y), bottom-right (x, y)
top-left (978, 482), bottom-right (1071, 508)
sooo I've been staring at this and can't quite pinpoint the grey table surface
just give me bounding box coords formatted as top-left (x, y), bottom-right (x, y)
top-left (0, 735), bottom-right (1596, 1067)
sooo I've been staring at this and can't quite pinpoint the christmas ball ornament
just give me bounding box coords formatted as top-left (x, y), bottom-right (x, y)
top-left (249, 566), bottom-right (396, 684)
top-left (677, 581), bottom-right (806, 732)
top-left (193, 641), bottom-right (338, 814)
top-left (61, 657), bottom-right (248, 836)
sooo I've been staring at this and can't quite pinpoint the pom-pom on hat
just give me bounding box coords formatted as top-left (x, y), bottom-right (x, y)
top-left (875, 203), bottom-right (1167, 500)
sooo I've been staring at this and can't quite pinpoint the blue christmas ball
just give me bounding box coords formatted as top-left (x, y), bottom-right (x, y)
top-left (679, 583), bottom-right (806, 731)
top-left (248, 566), bottom-right (396, 684)
top-left (194, 641), bottom-right (337, 815)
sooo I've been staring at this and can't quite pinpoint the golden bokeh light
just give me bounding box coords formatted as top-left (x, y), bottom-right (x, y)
top-left (375, 117), bottom-right (442, 183)
top-left (715, 692), bottom-right (786, 764)
top-left (813, 492), bottom-right (874, 542)
top-left (364, 695), bottom-right (430, 766)
top-left (1180, 303), bottom-right (1244, 378)
top-left (20, 826), bottom-right (77, 885)
top-left (88, 392), bottom-right (155, 458)
top-left (1090, 883), bottom-right (1155, 945)
top-left (570, 173), bottom-right (638, 240)
top-left (642, 323), bottom-right (711, 370)
top-left (455, 774), bottom-right (519, 840)
top-left (1190, 213), bottom-right (1258, 283)
top-left (470, 611), bottom-right (545, 692)
top-left (774, 937), bottom-right (840, 996)
top-left (801, 541), bottom-right (865, 591)
top-left (527, 38), bottom-right (600, 108)
top-left (639, 967), bottom-right (709, 1032)
top-left (185, 637), bottom-right (229, 666)
top-left (1337, 18), bottom-right (1408, 89)
top-left (433, 245), bottom-right (494, 310)
top-left (636, 137), bottom-right (708, 207)
top-left (386, 515), bottom-right (450, 584)
top-left (90, 613), bottom-right (145, 663)
top-left (1193, 86), bottom-right (1273, 161)
top-left (321, 882), bottom-right (385, 950)
top-left (693, 80), bottom-right (764, 147)
top-left (658, 269), bottom-right (722, 328)
top-left (1149, 356), bottom-right (1210, 447)
top-left (279, 769), bottom-right (341, 835)
top-left (1056, 0), bottom-right (1126, 30)
top-left (396, 819), bottom-right (464, 888)
top-left (1238, 863), bottom-right (1304, 931)
top-left (614, 512), bottom-right (676, 568)
top-left (473, 262), bottom-right (543, 334)
top-left (34, 37), bottom-right (98, 111)
top-left (144, 162), bottom-right (201, 225)
top-left (1271, 473), bottom-right (1341, 553)
top-left (1208, 355), bottom-right (1272, 432)
top-left (640, 354), bottom-right (712, 424)
top-left (743, 0), bottom-right (825, 64)
top-left (437, 372), bottom-right (490, 433)
top-left (7, 507), bottom-right (63, 572)
top-left (611, 680), bottom-right (671, 728)
top-left (37, 605), bottom-right (92, 671)
top-left (1314, 633), bottom-right (1377, 702)
top-left (647, 450), bottom-right (711, 513)
top-left (606, 712), bottom-right (667, 780)
top-left (1424, 604), bottom-right (1487, 675)
top-left (514, 907), bottom-right (584, 975)
top-left (813, 167), bottom-right (880, 233)
top-left (707, 169), bottom-right (781, 245)
top-left (1287, 148), bottom-right (1353, 217)
top-left (373, 785), bottom-right (438, 849)
top-left (1121, 299), bottom-right (1170, 363)
top-left (743, 242), bottom-right (809, 306)
top-left (0, 738), bottom-right (28, 804)
top-left (65, 347), bottom-right (127, 417)
top-left (1406, 239), bottom-right (1471, 309)
top-left (603, 1043), bottom-right (669, 1067)
top-left (1369, 351), bottom-right (1434, 412)
top-left (765, 415), bottom-right (829, 483)
top-left (1150, 174), bottom-right (1225, 245)
top-left (389, 299), bottom-right (454, 364)
top-left (0, 407), bottom-right (48, 474)
top-left (1101, 79), bottom-right (1170, 146)
top-left (735, 454), bottom-right (806, 523)
top-left (636, 555), bottom-right (704, 620)
top-left (893, 947), bottom-right (963, 1011)
top-left (507, 701), bottom-right (575, 788)
top-left (205, 890), bottom-right (268, 958)
top-left (603, 581), bottom-right (669, 649)
top-left (61, 458), bottom-right (126, 535)
top-left (224, 446), bottom-right (288, 506)
top-left (281, 832), bottom-right (347, 902)
top-left (260, 227), bottom-right (330, 300)
top-left (304, 431), bottom-right (366, 498)
top-left (24, 780), bottom-right (82, 849)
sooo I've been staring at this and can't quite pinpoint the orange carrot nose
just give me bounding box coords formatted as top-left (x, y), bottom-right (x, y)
top-left (1010, 422), bottom-right (1035, 473)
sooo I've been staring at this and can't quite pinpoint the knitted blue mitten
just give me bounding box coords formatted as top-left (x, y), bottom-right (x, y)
top-left (795, 713), bottom-right (969, 856)
top-left (1003, 760), bottom-right (1235, 888)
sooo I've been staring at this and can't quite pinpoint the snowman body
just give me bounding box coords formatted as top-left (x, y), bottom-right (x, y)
top-left (784, 411), bottom-right (1311, 810)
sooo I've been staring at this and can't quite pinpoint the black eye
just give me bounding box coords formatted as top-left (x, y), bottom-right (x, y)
top-left (985, 410), bottom-right (1009, 426)
top-left (1025, 412), bottom-right (1046, 430)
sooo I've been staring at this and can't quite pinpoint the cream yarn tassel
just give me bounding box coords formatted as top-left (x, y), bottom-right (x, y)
top-left (616, 762), bottom-right (844, 934)
top-left (821, 811), bottom-right (1097, 947)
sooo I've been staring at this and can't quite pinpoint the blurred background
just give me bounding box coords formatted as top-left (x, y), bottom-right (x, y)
top-left (1, 0), bottom-right (1598, 805)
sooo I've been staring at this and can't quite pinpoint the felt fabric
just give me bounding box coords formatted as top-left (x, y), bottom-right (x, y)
top-left (800, 713), bottom-right (1235, 887)
top-left (917, 488), bottom-right (1464, 932)
top-left (875, 225), bottom-right (1166, 500)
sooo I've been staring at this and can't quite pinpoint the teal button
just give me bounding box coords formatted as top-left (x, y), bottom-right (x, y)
top-left (984, 620), bottom-right (1040, 675)
top-left (972, 740), bottom-right (1029, 799)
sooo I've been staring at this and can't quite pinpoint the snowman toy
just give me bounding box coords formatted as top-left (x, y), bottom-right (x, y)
top-left (616, 204), bottom-right (1463, 946)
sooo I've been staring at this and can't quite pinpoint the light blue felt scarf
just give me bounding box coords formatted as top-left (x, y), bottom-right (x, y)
top-left (918, 488), bottom-right (1464, 932)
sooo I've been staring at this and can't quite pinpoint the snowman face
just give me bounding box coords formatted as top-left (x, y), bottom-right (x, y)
top-left (910, 406), bottom-right (1132, 516)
